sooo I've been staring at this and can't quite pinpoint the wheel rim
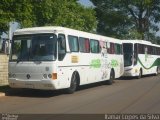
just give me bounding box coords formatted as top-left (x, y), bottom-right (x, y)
top-left (110, 71), bottom-right (114, 80)
top-left (110, 74), bottom-right (113, 80)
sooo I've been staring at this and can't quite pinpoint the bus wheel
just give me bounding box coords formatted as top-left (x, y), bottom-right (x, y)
top-left (155, 67), bottom-right (159, 76)
top-left (66, 73), bottom-right (78, 94)
top-left (157, 67), bottom-right (159, 75)
top-left (137, 69), bottom-right (142, 79)
top-left (106, 69), bottom-right (115, 85)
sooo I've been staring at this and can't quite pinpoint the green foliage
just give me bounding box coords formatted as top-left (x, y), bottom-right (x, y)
top-left (0, 0), bottom-right (34, 35)
top-left (91, 0), bottom-right (160, 41)
top-left (32, 0), bottom-right (97, 32)
top-left (0, 0), bottom-right (97, 35)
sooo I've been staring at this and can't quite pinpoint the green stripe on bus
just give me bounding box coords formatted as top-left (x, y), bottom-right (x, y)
top-left (138, 57), bottom-right (160, 70)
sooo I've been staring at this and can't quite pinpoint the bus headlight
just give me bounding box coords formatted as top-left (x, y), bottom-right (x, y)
top-left (48, 74), bottom-right (52, 79)
top-left (43, 73), bottom-right (57, 79)
top-left (9, 73), bottom-right (16, 78)
top-left (12, 74), bottom-right (16, 78)
top-left (135, 69), bottom-right (138, 73)
top-left (9, 73), bottom-right (12, 78)
top-left (43, 74), bottom-right (47, 79)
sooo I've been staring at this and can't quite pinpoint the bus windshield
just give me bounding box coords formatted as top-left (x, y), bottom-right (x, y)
top-left (123, 43), bottom-right (133, 67)
top-left (11, 34), bottom-right (57, 61)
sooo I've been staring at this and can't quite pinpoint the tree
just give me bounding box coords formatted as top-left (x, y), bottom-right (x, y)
top-left (31, 0), bottom-right (97, 32)
top-left (0, 0), bottom-right (35, 35)
top-left (0, 0), bottom-right (97, 36)
top-left (91, 0), bottom-right (160, 41)
top-left (91, 0), bottom-right (132, 38)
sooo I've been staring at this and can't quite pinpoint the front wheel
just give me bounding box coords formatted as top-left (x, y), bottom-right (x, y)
top-left (154, 67), bottom-right (159, 76)
top-left (137, 69), bottom-right (142, 79)
top-left (66, 73), bottom-right (78, 94)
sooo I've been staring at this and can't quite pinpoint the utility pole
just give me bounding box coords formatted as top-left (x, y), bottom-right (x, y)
top-left (8, 22), bottom-right (15, 55)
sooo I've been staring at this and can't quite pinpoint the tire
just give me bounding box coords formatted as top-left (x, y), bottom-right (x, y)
top-left (66, 73), bottom-right (78, 94)
top-left (106, 70), bottom-right (114, 85)
top-left (137, 69), bottom-right (142, 79)
top-left (154, 67), bottom-right (159, 76)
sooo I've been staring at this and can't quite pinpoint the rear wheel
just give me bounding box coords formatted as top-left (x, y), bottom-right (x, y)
top-left (106, 70), bottom-right (115, 85)
top-left (66, 73), bottom-right (78, 94)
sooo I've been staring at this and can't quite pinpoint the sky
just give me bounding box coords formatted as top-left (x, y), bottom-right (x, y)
top-left (79, 0), bottom-right (93, 7)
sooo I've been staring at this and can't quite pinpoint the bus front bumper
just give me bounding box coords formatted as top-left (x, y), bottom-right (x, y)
top-left (123, 68), bottom-right (139, 77)
top-left (9, 79), bottom-right (59, 90)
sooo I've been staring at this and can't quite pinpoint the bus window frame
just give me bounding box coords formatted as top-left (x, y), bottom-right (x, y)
top-left (58, 34), bottom-right (66, 61)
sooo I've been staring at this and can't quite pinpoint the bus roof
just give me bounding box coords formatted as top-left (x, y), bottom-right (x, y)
top-left (14, 26), bottom-right (122, 44)
top-left (122, 40), bottom-right (152, 44)
top-left (122, 40), bottom-right (160, 47)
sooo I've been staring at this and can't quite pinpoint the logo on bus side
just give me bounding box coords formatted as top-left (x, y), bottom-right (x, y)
top-left (90, 59), bottom-right (101, 68)
top-left (111, 59), bottom-right (119, 67)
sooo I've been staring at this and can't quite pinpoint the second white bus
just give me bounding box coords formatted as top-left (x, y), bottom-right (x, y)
top-left (122, 40), bottom-right (160, 78)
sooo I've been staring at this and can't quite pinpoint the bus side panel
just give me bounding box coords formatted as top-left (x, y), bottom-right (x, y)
top-left (56, 52), bottom-right (124, 88)
top-left (138, 54), bottom-right (158, 75)
top-left (57, 53), bottom-right (104, 88)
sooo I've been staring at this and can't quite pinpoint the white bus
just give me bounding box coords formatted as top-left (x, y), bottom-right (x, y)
top-left (9, 26), bottom-right (124, 93)
top-left (122, 40), bottom-right (160, 78)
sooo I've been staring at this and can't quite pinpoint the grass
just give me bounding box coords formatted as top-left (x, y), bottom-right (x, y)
top-left (0, 85), bottom-right (10, 92)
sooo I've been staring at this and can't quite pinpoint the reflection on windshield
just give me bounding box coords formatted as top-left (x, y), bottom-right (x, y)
top-left (123, 43), bottom-right (133, 67)
top-left (11, 34), bottom-right (57, 61)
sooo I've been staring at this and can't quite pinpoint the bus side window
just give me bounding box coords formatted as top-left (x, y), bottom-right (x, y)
top-left (90, 39), bottom-right (100, 53)
top-left (109, 43), bottom-right (114, 54)
top-left (58, 34), bottom-right (66, 61)
top-left (138, 44), bottom-right (145, 54)
top-left (79, 37), bottom-right (90, 53)
top-left (68, 35), bottom-right (79, 52)
top-left (115, 43), bottom-right (121, 55)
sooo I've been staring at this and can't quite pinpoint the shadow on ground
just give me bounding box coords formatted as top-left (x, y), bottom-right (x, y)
top-left (117, 74), bottom-right (158, 81)
top-left (4, 82), bottom-right (110, 98)
top-left (5, 88), bottom-right (64, 98)
top-left (4, 74), bottom-right (158, 98)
